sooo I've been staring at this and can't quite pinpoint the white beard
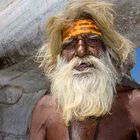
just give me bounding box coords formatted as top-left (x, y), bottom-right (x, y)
top-left (49, 52), bottom-right (118, 125)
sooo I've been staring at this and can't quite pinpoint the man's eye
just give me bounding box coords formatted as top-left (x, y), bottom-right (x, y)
top-left (89, 38), bottom-right (98, 42)
top-left (62, 38), bottom-right (75, 49)
top-left (62, 41), bottom-right (73, 49)
top-left (86, 35), bottom-right (101, 44)
top-left (88, 35), bottom-right (101, 41)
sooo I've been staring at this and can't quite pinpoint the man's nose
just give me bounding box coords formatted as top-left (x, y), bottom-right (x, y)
top-left (75, 39), bottom-right (87, 57)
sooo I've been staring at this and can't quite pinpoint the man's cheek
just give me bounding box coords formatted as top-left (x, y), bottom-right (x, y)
top-left (62, 49), bottom-right (75, 62)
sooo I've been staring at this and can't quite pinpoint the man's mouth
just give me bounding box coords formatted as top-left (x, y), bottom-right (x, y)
top-left (74, 63), bottom-right (94, 71)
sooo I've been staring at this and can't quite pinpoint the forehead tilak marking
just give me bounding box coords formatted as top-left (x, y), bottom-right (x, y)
top-left (63, 19), bottom-right (102, 41)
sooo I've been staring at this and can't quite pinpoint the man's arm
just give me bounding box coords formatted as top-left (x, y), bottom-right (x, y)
top-left (29, 95), bottom-right (50, 140)
top-left (129, 89), bottom-right (140, 139)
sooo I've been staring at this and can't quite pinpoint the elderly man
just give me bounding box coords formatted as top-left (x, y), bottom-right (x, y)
top-left (29, 0), bottom-right (140, 140)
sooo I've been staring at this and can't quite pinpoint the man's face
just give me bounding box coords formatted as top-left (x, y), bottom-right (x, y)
top-left (61, 19), bottom-right (104, 72)
top-left (51, 20), bottom-right (118, 124)
top-left (62, 33), bottom-right (104, 71)
top-left (51, 30), bottom-right (117, 124)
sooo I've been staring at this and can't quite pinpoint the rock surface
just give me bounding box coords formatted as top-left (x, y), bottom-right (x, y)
top-left (114, 0), bottom-right (140, 46)
top-left (0, 0), bottom-right (139, 139)
top-left (0, 58), bottom-right (49, 140)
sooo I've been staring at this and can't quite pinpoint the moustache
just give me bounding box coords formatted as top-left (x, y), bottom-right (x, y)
top-left (65, 56), bottom-right (104, 71)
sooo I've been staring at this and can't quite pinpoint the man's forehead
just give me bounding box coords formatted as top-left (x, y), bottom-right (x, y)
top-left (62, 19), bottom-right (102, 41)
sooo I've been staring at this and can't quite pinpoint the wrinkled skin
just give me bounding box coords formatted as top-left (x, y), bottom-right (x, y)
top-left (29, 33), bottom-right (140, 140)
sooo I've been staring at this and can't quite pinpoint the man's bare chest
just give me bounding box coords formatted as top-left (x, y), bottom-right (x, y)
top-left (46, 113), bottom-right (136, 140)
top-left (67, 118), bottom-right (99, 140)
top-left (45, 93), bottom-right (137, 140)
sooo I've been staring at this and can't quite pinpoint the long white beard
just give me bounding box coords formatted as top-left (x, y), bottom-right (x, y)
top-left (49, 52), bottom-right (118, 125)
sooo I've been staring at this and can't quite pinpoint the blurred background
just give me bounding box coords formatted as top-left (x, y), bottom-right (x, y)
top-left (0, 0), bottom-right (139, 139)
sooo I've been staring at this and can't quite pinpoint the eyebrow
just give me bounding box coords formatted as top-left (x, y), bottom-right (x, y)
top-left (62, 37), bottom-right (75, 45)
top-left (88, 34), bottom-right (100, 37)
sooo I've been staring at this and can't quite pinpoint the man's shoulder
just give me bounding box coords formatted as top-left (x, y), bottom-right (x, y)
top-left (34, 95), bottom-right (57, 110)
top-left (29, 95), bottom-right (58, 137)
top-left (128, 89), bottom-right (140, 107)
top-left (116, 88), bottom-right (140, 112)
top-left (31, 95), bottom-right (58, 124)
top-left (127, 89), bottom-right (140, 124)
